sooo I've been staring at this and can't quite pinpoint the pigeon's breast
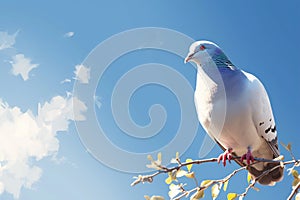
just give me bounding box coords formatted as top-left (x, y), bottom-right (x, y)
top-left (195, 69), bottom-right (262, 152)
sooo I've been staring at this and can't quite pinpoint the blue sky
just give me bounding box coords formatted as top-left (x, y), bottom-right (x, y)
top-left (0, 1), bottom-right (299, 199)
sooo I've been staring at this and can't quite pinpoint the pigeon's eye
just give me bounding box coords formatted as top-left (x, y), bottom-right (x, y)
top-left (200, 45), bottom-right (206, 51)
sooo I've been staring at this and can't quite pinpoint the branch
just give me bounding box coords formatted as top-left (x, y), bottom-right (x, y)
top-left (131, 149), bottom-right (300, 200)
top-left (287, 178), bottom-right (300, 200)
top-left (174, 165), bottom-right (247, 200)
top-left (239, 164), bottom-right (283, 198)
top-left (131, 156), bottom-right (286, 186)
top-left (131, 172), bottom-right (158, 186)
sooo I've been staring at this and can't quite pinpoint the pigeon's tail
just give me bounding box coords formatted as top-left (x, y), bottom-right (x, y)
top-left (247, 162), bottom-right (284, 185)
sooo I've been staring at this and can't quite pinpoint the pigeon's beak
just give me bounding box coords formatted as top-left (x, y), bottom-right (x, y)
top-left (184, 53), bottom-right (194, 64)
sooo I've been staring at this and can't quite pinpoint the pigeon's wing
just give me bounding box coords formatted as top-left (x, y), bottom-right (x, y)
top-left (245, 71), bottom-right (280, 158)
top-left (242, 71), bottom-right (284, 185)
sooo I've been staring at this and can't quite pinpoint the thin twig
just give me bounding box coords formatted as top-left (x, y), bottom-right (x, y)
top-left (131, 172), bottom-right (159, 186)
top-left (173, 165), bottom-right (247, 200)
top-left (287, 179), bottom-right (300, 200)
top-left (240, 165), bottom-right (282, 198)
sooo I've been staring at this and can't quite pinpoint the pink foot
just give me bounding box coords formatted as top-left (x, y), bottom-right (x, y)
top-left (218, 148), bottom-right (233, 166)
top-left (240, 147), bottom-right (254, 165)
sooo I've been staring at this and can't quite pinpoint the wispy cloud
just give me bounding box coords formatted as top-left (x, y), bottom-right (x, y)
top-left (63, 31), bottom-right (74, 38)
top-left (0, 31), bottom-right (18, 50)
top-left (10, 54), bottom-right (38, 81)
top-left (0, 95), bottom-right (87, 198)
top-left (73, 64), bottom-right (90, 84)
top-left (60, 78), bottom-right (72, 84)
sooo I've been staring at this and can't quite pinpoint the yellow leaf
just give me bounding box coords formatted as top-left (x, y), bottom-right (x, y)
top-left (190, 189), bottom-right (204, 200)
top-left (252, 186), bottom-right (260, 192)
top-left (176, 170), bottom-right (188, 178)
top-left (201, 180), bottom-right (212, 187)
top-left (223, 180), bottom-right (229, 191)
top-left (147, 155), bottom-right (154, 161)
top-left (151, 196), bottom-right (165, 200)
top-left (168, 184), bottom-right (181, 199)
top-left (280, 161), bottom-right (284, 168)
top-left (186, 158), bottom-right (193, 172)
top-left (144, 195), bottom-right (151, 200)
top-left (287, 143), bottom-right (292, 151)
top-left (295, 192), bottom-right (300, 200)
top-left (165, 175), bottom-right (173, 185)
top-left (274, 155), bottom-right (284, 161)
top-left (157, 152), bottom-right (162, 162)
top-left (292, 178), bottom-right (300, 187)
top-left (176, 152), bottom-right (180, 159)
top-left (247, 172), bottom-right (252, 183)
top-left (211, 183), bottom-right (221, 200)
top-left (281, 142), bottom-right (292, 151)
top-left (292, 170), bottom-right (299, 179)
top-left (185, 172), bottom-right (195, 179)
top-left (227, 193), bottom-right (238, 200)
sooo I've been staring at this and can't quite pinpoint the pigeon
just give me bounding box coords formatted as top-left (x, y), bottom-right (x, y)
top-left (184, 40), bottom-right (283, 185)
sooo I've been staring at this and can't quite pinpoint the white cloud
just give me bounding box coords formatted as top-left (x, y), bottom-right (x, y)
top-left (60, 78), bottom-right (71, 84)
top-left (63, 32), bottom-right (74, 38)
top-left (73, 64), bottom-right (90, 84)
top-left (10, 54), bottom-right (38, 81)
top-left (0, 31), bottom-right (18, 50)
top-left (0, 95), bottom-right (87, 199)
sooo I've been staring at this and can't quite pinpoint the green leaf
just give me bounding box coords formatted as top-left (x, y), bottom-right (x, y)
top-left (247, 172), bottom-right (252, 183)
top-left (223, 180), bottom-right (229, 191)
top-left (186, 158), bottom-right (193, 172)
top-left (211, 183), bottom-right (221, 200)
top-left (227, 193), bottom-right (238, 200)
top-left (190, 189), bottom-right (204, 200)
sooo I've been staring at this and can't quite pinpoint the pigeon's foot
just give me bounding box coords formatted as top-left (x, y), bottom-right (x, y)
top-left (217, 148), bottom-right (233, 166)
top-left (241, 147), bottom-right (254, 165)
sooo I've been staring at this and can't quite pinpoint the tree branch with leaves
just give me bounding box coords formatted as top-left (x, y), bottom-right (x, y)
top-left (131, 143), bottom-right (300, 200)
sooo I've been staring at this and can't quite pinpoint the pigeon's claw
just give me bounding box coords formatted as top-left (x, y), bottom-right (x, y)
top-left (217, 148), bottom-right (233, 167)
top-left (241, 147), bottom-right (254, 165)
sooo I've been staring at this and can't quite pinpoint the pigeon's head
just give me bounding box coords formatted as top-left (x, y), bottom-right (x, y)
top-left (184, 40), bottom-right (227, 67)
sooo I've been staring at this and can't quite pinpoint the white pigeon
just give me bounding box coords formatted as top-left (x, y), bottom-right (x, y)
top-left (185, 40), bottom-right (283, 185)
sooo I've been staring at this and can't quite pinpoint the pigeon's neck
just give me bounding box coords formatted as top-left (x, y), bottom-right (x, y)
top-left (212, 53), bottom-right (237, 70)
top-left (195, 51), bottom-right (238, 87)
top-left (196, 60), bottom-right (235, 89)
